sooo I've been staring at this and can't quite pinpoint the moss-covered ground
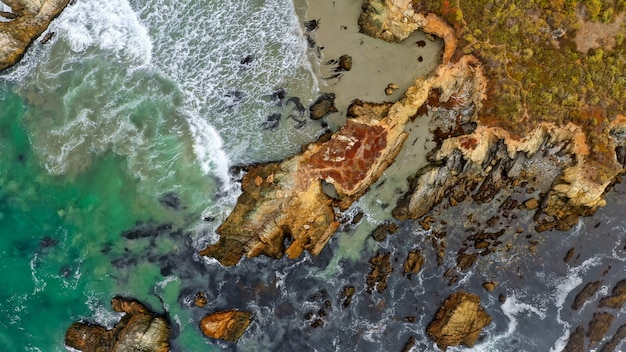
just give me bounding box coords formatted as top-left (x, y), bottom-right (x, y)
top-left (413, 0), bottom-right (626, 176)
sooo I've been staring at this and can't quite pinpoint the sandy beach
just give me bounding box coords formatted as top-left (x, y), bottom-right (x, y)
top-left (294, 0), bottom-right (443, 125)
top-left (292, 0), bottom-right (445, 255)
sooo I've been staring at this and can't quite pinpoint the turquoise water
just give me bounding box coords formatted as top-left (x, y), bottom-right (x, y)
top-left (3, 0), bottom-right (626, 351)
top-left (0, 0), bottom-right (321, 350)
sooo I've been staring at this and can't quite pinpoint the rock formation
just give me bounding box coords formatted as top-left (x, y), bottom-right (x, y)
top-left (201, 24), bottom-right (486, 266)
top-left (203, 0), bottom-right (626, 269)
top-left (360, 0), bottom-right (626, 233)
top-left (0, 0), bottom-right (70, 71)
top-left (199, 310), bottom-right (252, 342)
top-left (600, 279), bottom-right (626, 309)
top-left (65, 296), bottom-right (171, 352)
top-left (427, 291), bottom-right (492, 351)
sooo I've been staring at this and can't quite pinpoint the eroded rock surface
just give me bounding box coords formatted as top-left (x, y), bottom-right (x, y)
top-left (427, 291), bottom-right (491, 351)
top-left (600, 279), bottom-right (626, 309)
top-left (0, 0), bottom-right (70, 71)
top-left (199, 310), bottom-right (252, 342)
top-left (65, 296), bottom-right (171, 352)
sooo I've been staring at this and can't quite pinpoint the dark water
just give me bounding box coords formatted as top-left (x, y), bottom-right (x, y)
top-left (0, 0), bottom-right (625, 351)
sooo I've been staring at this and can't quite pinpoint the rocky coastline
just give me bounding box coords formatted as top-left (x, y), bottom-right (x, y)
top-left (0, 0), bottom-right (70, 71)
top-left (202, 0), bottom-right (626, 349)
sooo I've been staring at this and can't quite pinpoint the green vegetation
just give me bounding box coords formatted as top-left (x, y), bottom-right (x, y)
top-left (414, 0), bottom-right (626, 170)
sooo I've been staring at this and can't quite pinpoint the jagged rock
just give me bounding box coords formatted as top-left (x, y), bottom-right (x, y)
top-left (599, 324), bottom-right (626, 352)
top-left (309, 93), bottom-right (337, 120)
top-left (370, 221), bottom-right (398, 241)
top-left (194, 291), bottom-right (208, 308)
top-left (403, 249), bottom-right (425, 276)
top-left (199, 310), bottom-right (252, 342)
top-left (562, 326), bottom-right (586, 352)
top-left (65, 296), bottom-right (171, 352)
top-left (427, 291), bottom-right (492, 351)
top-left (200, 96), bottom-right (410, 265)
top-left (0, 0), bottom-right (70, 71)
top-left (587, 312), bottom-right (614, 347)
top-left (572, 281), bottom-right (602, 310)
top-left (159, 192), bottom-right (182, 210)
top-left (367, 252), bottom-right (392, 293)
top-left (600, 279), bottom-right (626, 309)
top-left (340, 285), bottom-right (356, 308)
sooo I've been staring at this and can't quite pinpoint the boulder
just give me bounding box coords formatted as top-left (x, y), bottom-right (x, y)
top-left (309, 93), bottom-right (337, 120)
top-left (427, 291), bottom-right (492, 351)
top-left (199, 310), bottom-right (252, 342)
top-left (337, 54), bottom-right (352, 72)
top-left (65, 296), bottom-right (171, 352)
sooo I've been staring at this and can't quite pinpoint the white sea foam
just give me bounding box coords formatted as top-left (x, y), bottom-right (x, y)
top-left (53, 0), bottom-right (152, 66)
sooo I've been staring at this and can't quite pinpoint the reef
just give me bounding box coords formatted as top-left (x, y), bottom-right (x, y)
top-left (0, 0), bottom-right (70, 71)
top-left (199, 310), bottom-right (252, 342)
top-left (64, 296), bottom-right (171, 352)
top-left (426, 291), bottom-right (492, 351)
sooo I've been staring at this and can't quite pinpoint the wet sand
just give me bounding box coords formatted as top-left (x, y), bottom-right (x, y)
top-left (293, 0), bottom-right (443, 128)
top-left (292, 0), bottom-right (444, 258)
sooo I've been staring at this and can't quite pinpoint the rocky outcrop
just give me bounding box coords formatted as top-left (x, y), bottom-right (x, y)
top-left (356, 0), bottom-right (626, 233)
top-left (427, 291), bottom-right (491, 351)
top-left (65, 296), bottom-right (171, 352)
top-left (572, 281), bottom-right (602, 310)
top-left (600, 279), bottom-right (626, 309)
top-left (0, 0), bottom-right (70, 71)
top-left (201, 45), bottom-right (485, 266)
top-left (366, 251), bottom-right (392, 293)
top-left (199, 310), bottom-right (252, 342)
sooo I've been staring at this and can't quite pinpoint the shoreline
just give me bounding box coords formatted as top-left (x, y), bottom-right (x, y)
top-left (293, 0), bottom-right (443, 130)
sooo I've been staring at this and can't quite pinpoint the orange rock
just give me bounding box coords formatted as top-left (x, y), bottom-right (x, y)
top-left (200, 310), bottom-right (252, 342)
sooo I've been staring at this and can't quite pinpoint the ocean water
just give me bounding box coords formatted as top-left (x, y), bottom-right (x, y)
top-left (1, 0), bottom-right (626, 351)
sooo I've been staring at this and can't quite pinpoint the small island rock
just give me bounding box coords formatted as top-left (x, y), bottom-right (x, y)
top-left (427, 291), bottom-right (492, 351)
top-left (200, 310), bottom-right (252, 342)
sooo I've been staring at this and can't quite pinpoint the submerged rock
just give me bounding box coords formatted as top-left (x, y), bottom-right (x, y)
top-left (199, 310), bottom-right (252, 342)
top-left (261, 113), bottom-right (281, 130)
top-left (65, 296), bottom-right (171, 352)
top-left (0, 0), bottom-right (70, 71)
top-left (427, 291), bottom-right (491, 351)
top-left (159, 192), bottom-right (182, 210)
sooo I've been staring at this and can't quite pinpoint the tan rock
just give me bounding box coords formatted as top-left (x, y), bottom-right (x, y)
top-left (482, 282), bottom-right (497, 292)
top-left (600, 279), bottom-right (626, 309)
top-left (427, 291), bottom-right (492, 351)
top-left (199, 310), bottom-right (252, 342)
top-left (194, 291), bottom-right (208, 308)
top-left (0, 0), bottom-right (70, 71)
top-left (403, 249), bottom-right (425, 276)
top-left (65, 296), bottom-right (171, 352)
